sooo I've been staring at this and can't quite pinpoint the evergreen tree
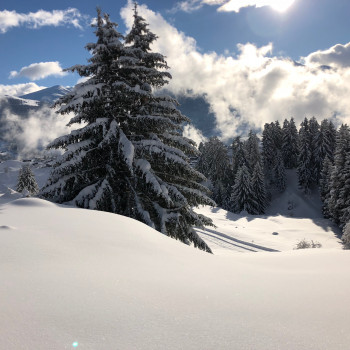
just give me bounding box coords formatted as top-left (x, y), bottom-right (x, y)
top-left (229, 165), bottom-right (257, 214)
top-left (251, 161), bottom-right (267, 214)
top-left (16, 165), bottom-right (39, 196)
top-left (325, 120), bottom-right (337, 162)
top-left (328, 124), bottom-right (350, 226)
top-left (282, 117), bottom-right (298, 168)
top-left (231, 136), bottom-right (246, 179)
top-left (273, 121), bottom-right (283, 150)
top-left (262, 123), bottom-right (277, 182)
top-left (309, 116), bottom-right (321, 183)
top-left (342, 221), bottom-right (350, 249)
top-left (319, 156), bottom-right (333, 218)
top-left (297, 118), bottom-right (313, 193)
top-left (273, 150), bottom-right (286, 192)
top-left (244, 130), bottom-right (260, 171)
top-left (195, 137), bottom-right (230, 207)
top-left (41, 8), bottom-right (214, 252)
top-left (339, 151), bottom-right (350, 226)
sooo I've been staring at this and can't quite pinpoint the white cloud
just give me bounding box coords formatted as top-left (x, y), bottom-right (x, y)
top-left (121, 2), bottom-right (350, 140)
top-left (1, 106), bottom-right (72, 158)
top-left (9, 62), bottom-right (67, 81)
top-left (169, 0), bottom-right (224, 13)
top-left (304, 43), bottom-right (350, 68)
top-left (0, 8), bottom-right (85, 33)
top-left (183, 125), bottom-right (208, 146)
top-left (170, 0), bottom-right (295, 13)
top-left (0, 83), bottom-right (45, 97)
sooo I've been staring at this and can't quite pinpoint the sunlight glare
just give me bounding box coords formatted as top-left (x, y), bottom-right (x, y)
top-left (268, 0), bottom-right (295, 12)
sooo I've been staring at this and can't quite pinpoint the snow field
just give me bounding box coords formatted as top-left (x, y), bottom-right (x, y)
top-left (0, 197), bottom-right (350, 349)
top-left (196, 205), bottom-right (342, 254)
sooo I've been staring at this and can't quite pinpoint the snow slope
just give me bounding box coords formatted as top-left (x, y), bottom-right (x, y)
top-left (266, 169), bottom-right (324, 218)
top-left (19, 85), bottom-right (72, 104)
top-left (196, 205), bottom-right (342, 254)
top-left (0, 197), bottom-right (350, 350)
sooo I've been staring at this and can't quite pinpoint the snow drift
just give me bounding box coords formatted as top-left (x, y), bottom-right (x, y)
top-left (0, 197), bottom-right (350, 349)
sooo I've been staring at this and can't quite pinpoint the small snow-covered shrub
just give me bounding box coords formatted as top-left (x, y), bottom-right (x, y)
top-left (294, 239), bottom-right (322, 249)
top-left (342, 223), bottom-right (350, 249)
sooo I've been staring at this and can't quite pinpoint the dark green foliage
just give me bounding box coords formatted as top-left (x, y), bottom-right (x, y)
top-left (196, 137), bottom-right (230, 207)
top-left (282, 118), bottom-right (298, 169)
top-left (319, 156), bottom-right (333, 218)
top-left (297, 118), bottom-right (313, 193)
top-left (16, 165), bottom-right (39, 196)
top-left (273, 150), bottom-right (286, 192)
top-left (41, 7), bottom-right (214, 252)
top-left (251, 161), bottom-right (267, 214)
top-left (229, 165), bottom-right (257, 214)
top-left (328, 125), bottom-right (350, 227)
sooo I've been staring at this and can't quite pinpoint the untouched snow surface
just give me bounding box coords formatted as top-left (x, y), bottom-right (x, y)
top-left (1, 197), bottom-right (350, 349)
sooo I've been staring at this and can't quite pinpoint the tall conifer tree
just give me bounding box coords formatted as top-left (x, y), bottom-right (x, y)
top-left (41, 7), bottom-right (214, 252)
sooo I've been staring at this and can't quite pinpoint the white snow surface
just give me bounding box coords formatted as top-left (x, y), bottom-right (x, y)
top-left (195, 205), bottom-right (342, 254)
top-left (0, 197), bottom-right (350, 349)
top-left (0, 160), bottom-right (349, 349)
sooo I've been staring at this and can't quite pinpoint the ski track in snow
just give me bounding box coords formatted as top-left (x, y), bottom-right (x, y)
top-left (197, 228), bottom-right (280, 252)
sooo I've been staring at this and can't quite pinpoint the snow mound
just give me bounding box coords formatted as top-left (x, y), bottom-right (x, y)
top-left (0, 184), bottom-right (22, 204)
top-left (1, 200), bottom-right (350, 349)
top-left (8, 197), bottom-right (57, 207)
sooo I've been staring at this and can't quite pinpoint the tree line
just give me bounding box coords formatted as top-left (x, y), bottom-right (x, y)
top-left (196, 117), bottom-right (350, 247)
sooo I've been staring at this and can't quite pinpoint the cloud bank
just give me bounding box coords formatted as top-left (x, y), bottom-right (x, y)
top-left (9, 62), bottom-right (66, 81)
top-left (0, 83), bottom-right (45, 97)
top-left (304, 42), bottom-right (350, 68)
top-left (121, 1), bottom-right (350, 140)
top-left (0, 8), bottom-right (85, 33)
top-left (1, 106), bottom-right (72, 158)
top-left (170, 0), bottom-right (295, 13)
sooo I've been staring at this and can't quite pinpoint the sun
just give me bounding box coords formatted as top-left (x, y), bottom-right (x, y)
top-left (268, 0), bottom-right (295, 12)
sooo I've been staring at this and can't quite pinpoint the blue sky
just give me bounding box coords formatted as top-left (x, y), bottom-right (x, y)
top-left (2, 0), bottom-right (350, 139)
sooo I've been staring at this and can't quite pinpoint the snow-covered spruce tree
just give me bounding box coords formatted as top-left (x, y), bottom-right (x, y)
top-left (41, 8), bottom-right (214, 252)
top-left (195, 137), bottom-right (231, 207)
top-left (342, 222), bottom-right (350, 249)
top-left (309, 117), bottom-right (321, 184)
top-left (297, 118), bottom-right (313, 193)
top-left (251, 160), bottom-right (267, 214)
top-left (273, 150), bottom-right (286, 192)
top-left (244, 130), bottom-right (260, 171)
top-left (313, 119), bottom-right (329, 184)
top-left (273, 120), bottom-right (283, 150)
top-left (328, 124), bottom-right (350, 226)
top-left (325, 120), bottom-right (337, 162)
top-left (282, 118), bottom-right (298, 169)
top-left (231, 136), bottom-right (246, 179)
top-left (262, 123), bottom-right (277, 182)
top-left (319, 156), bottom-right (333, 218)
top-left (16, 165), bottom-right (39, 197)
top-left (229, 164), bottom-right (257, 214)
top-left (339, 151), bottom-right (350, 226)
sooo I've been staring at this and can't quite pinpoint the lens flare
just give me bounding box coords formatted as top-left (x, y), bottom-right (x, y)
top-left (268, 0), bottom-right (295, 12)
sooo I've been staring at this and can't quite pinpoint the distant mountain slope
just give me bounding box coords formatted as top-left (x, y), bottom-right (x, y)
top-left (0, 95), bottom-right (39, 116)
top-left (19, 85), bottom-right (72, 104)
top-left (0, 85), bottom-right (218, 158)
